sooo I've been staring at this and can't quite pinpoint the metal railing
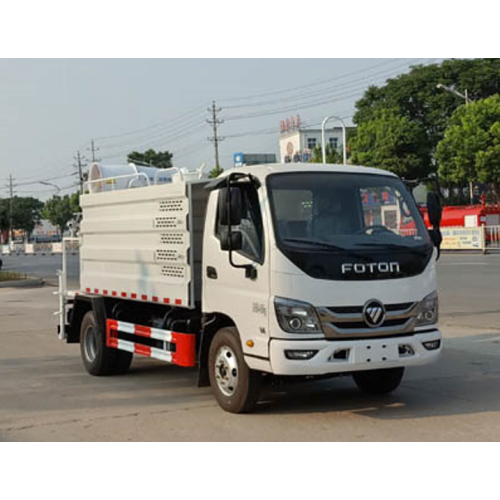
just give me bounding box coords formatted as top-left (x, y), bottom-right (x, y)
top-left (485, 225), bottom-right (500, 249)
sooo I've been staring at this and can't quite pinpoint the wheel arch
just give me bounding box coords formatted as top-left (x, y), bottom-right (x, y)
top-left (67, 295), bottom-right (107, 344)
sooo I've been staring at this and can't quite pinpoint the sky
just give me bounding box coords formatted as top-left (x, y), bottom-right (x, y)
top-left (0, 58), bottom-right (442, 200)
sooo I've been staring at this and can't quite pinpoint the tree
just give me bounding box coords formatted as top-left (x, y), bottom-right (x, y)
top-left (69, 192), bottom-right (81, 214)
top-left (350, 109), bottom-right (431, 179)
top-left (0, 199), bottom-right (9, 233)
top-left (12, 197), bottom-right (44, 236)
top-left (209, 165), bottom-right (224, 178)
top-left (127, 149), bottom-right (173, 169)
top-left (42, 195), bottom-right (74, 235)
top-left (354, 59), bottom-right (500, 174)
top-left (0, 196), bottom-right (43, 239)
top-left (436, 95), bottom-right (500, 200)
top-left (310, 144), bottom-right (343, 164)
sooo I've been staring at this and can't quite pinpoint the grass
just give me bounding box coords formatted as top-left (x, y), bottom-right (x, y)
top-left (0, 270), bottom-right (28, 282)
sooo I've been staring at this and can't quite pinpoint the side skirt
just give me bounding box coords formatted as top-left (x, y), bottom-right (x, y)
top-left (106, 319), bottom-right (197, 367)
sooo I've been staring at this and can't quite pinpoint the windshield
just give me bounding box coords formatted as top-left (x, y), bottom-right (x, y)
top-left (268, 172), bottom-right (430, 250)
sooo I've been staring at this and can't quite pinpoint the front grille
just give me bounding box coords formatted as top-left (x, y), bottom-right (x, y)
top-left (317, 301), bottom-right (419, 339)
top-left (328, 302), bottom-right (414, 315)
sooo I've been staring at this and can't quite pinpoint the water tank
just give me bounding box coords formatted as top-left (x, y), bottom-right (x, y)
top-left (87, 163), bottom-right (177, 193)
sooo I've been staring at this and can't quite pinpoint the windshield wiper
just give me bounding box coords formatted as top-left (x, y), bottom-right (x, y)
top-left (356, 242), bottom-right (430, 257)
top-left (282, 238), bottom-right (370, 260)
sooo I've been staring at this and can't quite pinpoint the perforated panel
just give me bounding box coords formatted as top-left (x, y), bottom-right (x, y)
top-left (160, 232), bottom-right (185, 245)
top-left (161, 265), bottom-right (186, 278)
top-left (154, 216), bottom-right (183, 229)
top-left (155, 249), bottom-right (185, 263)
top-left (159, 198), bottom-right (184, 212)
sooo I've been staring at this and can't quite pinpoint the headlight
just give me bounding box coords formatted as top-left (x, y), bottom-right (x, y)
top-left (417, 291), bottom-right (439, 326)
top-left (275, 297), bottom-right (323, 334)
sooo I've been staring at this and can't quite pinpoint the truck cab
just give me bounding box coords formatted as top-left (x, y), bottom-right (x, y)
top-left (202, 163), bottom-right (441, 408)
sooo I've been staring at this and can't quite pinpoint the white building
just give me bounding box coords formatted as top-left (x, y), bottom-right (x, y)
top-left (278, 117), bottom-right (355, 163)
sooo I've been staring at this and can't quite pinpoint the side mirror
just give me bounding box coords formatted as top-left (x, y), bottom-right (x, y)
top-left (218, 187), bottom-right (242, 226)
top-left (427, 191), bottom-right (442, 229)
top-left (219, 230), bottom-right (243, 252)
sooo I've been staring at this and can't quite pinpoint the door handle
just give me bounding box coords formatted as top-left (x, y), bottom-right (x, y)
top-left (206, 266), bottom-right (218, 279)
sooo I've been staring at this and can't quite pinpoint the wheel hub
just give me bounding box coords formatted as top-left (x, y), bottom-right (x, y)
top-left (215, 346), bottom-right (239, 397)
top-left (84, 326), bottom-right (97, 362)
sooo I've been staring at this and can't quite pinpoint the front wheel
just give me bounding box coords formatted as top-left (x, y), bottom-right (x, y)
top-left (208, 327), bottom-right (261, 413)
top-left (352, 367), bottom-right (404, 395)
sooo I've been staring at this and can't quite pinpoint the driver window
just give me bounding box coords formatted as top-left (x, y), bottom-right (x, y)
top-left (360, 186), bottom-right (416, 237)
top-left (216, 186), bottom-right (264, 263)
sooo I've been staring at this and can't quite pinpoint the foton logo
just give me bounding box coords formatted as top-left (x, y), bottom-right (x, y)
top-left (341, 262), bottom-right (401, 275)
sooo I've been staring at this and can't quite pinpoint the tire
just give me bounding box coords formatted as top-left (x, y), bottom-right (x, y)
top-left (352, 367), bottom-right (404, 395)
top-left (208, 327), bottom-right (261, 413)
top-left (79, 310), bottom-right (133, 376)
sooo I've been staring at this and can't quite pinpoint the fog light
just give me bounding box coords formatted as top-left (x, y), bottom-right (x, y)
top-left (285, 350), bottom-right (318, 360)
top-left (399, 344), bottom-right (414, 357)
top-left (423, 340), bottom-right (441, 351)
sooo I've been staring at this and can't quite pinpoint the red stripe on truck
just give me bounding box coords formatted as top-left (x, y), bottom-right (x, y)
top-left (171, 332), bottom-right (196, 367)
top-left (134, 325), bottom-right (152, 338)
top-left (175, 299), bottom-right (182, 305)
top-left (134, 344), bottom-right (151, 357)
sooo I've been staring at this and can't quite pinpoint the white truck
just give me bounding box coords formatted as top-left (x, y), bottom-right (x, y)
top-left (57, 162), bottom-right (443, 413)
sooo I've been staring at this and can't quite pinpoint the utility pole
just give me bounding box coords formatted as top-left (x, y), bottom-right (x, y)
top-left (88, 140), bottom-right (100, 163)
top-left (6, 175), bottom-right (15, 246)
top-left (74, 151), bottom-right (87, 194)
top-left (207, 101), bottom-right (224, 172)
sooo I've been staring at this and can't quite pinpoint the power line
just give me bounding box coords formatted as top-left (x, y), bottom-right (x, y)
top-left (94, 106), bottom-right (206, 143)
top-left (207, 101), bottom-right (224, 169)
top-left (219, 58), bottom-right (437, 105)
top-left (224, 60), bottom-right (433, 121)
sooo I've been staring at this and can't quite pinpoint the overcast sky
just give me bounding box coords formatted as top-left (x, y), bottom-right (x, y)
top-left (0, 58), bottom-right (440, 199)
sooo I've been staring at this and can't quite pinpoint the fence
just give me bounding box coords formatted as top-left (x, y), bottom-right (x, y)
top-left (485, 225), bottom-right (500, 249)
top-left (1, 241), bottom-right (80, 256)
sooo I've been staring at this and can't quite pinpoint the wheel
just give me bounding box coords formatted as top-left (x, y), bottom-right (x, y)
top-left (352, 367), bottom-right (404, 394)
top-left (208, 327), bottom-right (261, 413)
top-left (79, 310), bottom-right (133, 376)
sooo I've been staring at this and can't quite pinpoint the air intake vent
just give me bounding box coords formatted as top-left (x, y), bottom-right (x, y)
top-left (160, 233), bottom-right (185, 245)
top-left (160, 265), bottom-right (185, 278)
top-left (159, 199), bottom-right (184, 212)
top-left (156, 249), bottom-right (183, 262)
top-left (154, 216), bottom-right (182, 229)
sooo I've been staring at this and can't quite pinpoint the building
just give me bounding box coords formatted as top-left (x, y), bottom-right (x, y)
top-left (278, 116), bottom-right (355, 163)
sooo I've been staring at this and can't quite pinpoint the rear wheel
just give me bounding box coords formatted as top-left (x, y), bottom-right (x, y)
top-left (208, 327), bottom-right (261, 413)
top-left (352, 367), bottom-right (404, 394)
top-left (80, 310), bottom-right (133, 376)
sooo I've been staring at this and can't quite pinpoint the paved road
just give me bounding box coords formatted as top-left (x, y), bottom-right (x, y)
top-left (1, 254), bottom-right (80, 289)
top-left (1, 253), bottom-right (500, 441)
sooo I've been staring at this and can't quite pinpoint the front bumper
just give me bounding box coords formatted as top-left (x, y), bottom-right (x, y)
top-left (269, 329), bottom-right (442, 376)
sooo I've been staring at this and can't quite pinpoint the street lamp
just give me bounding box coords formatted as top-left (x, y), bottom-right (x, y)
top-left (321, 116), bottom-right (347, 165)
top-left (39, 181), bottom-right (61, 195)
top-left (436, 83), bottom-right (473, 204)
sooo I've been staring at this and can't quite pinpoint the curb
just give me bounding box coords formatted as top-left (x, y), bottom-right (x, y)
top-left (0, 278), bottom-right (45, 289)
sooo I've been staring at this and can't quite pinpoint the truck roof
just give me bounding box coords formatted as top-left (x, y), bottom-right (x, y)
top-left (217, 163), bottom-right (398, 181)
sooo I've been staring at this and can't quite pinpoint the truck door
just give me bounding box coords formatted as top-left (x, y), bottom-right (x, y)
top-left (203, 182), bottom-right (270, 362)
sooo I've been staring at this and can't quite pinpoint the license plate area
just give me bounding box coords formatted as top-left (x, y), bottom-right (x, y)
top-left (356, 341), bottom-right (399, 363)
